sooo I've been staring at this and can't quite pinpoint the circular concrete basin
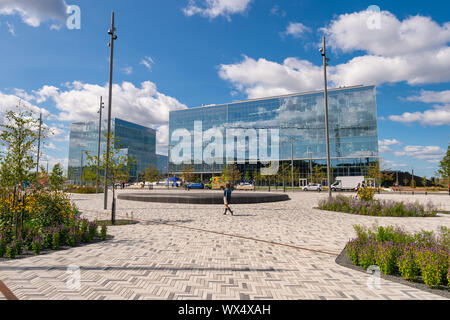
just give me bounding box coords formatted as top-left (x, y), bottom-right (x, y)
top-left (117, 192), bottom-right (290, 205)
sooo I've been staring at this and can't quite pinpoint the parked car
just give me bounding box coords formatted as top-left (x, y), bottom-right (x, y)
top-left (188, 183), bottom-right (204, 190)
top-left (303, 183), bottom-right (322, 192)
top-left (236, 182), bottom-right (255, 191)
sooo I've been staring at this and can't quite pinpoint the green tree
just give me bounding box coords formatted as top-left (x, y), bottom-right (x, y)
top-left (181, 165), bottom-right (195, 182)
top-left (0, 106), bottom-right (47, 189)
top-left (368, 162), bottom-right (383, 187)
top-left (437, 143), bottom-right (450, 189)
top-left (276, 163), bottom-right (291, 192)
top-left (49, 163), bottom-right (65, 190)
top-left (81, 165), bottom-right (97, 186)
top-left (0, 105), bottom-right (49, 238)
top-left (37, 165), bottom-right (49, 188)
top-left (222, 164), bottom-right (241, 185)
top-left (422, 176), bottom-right (428, 188)
top-left (143, 164), bottom-right (160, 183)
top-left (312, 165), bottom-right (326, 184)
top-left (85, 133), bottom-right (134, 224)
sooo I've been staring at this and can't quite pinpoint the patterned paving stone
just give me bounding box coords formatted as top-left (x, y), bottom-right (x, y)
top-left (0, 190), bottom-right (448, 300)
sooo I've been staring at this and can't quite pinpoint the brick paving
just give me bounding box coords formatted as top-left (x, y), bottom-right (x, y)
top-left (0, 190), bottom-right (448, 300)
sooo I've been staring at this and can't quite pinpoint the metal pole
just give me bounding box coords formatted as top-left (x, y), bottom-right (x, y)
top-left (80, 151), bottom-right (83, 186)
top-left (291, 137), bottom-right (294, 192)
top-left (104, 11), bottom-right (118, 212)
top-left (97, 96), bottom-right (104, 194)
top-left (36, 113), bottom-right (42, 177)
top-left (321, 36), bottom-right (332, 199)
top-left (167, 146), bottom-right (170, 190)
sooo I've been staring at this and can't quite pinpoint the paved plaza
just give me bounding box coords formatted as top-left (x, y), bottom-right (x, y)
top-left (0, 190), bottom-right (449, 300)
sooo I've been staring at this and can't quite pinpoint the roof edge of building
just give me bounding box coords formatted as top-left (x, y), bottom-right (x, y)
top-left (172, 84), bottom-right (375, 113)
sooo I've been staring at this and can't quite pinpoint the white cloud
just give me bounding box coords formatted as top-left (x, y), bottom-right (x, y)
top-left (0, 91), bottom-right (49, 120)
top-left (32, 81), bottom-right (187, 128)
top-left (283, 22), bottom-right (311, 38)
top-left (156, 124), bottom-right (169, 155)
top-left (219, 56), bottom-right (323, 99)
top-left (270, 5), bottom-right (286, 18)
top-left (379, 139), bottom-right (402, 152)
top-left (6, 21), bottom-right (15, 35)
top-left (183, 0), bottom-right (252, 20)
top-left (323, 10), bottom-right (450, 57)
top-left (382, 160), bottom-right (408, 169)
top-left (43, 142), bottom-right (59, 151)
top-left (407, 90), bottom-right (450, 104)
top-left (394, 145), bottom-right (445, 160)
top-left (0, 0), bottom-right (67, 27)
top-left (122, 66), bottom-right (133, 75)
top-left (219, 10), bottom-right (450, 98)
top-left (140, 57), bottom-right (154, 71)
top-left (389, 105), bottom-right (450, 126)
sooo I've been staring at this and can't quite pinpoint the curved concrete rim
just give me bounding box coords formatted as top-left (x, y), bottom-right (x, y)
top-left (117, 192), bottom-right (291, 205)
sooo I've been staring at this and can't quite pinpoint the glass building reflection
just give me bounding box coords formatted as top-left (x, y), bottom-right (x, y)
top-left (68, 118), bottom-right (156, 184)
top-left (169, 85), bottom-right (379, 180)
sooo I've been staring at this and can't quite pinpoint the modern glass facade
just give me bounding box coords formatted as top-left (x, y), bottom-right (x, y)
top-left (68, 118), bottom-right (156, 184)
top-left (168, 85), bottom-right (379, 180)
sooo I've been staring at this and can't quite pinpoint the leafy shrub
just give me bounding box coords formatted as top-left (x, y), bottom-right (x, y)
top-left (414, 231), bottom-right (437, 248)
top-left (0, 234), bottom-right (6, 258)
top-left (67, 187), bottom-right (103, 194)
top-left (358, 239), bottom-right (377, 269)
top-left (346, 239), bottom-right (361, 265)
top-left (319, 196), bottom-right (437, 217)
top-left (398, 245), bottom-right (421, 281)
top-left (29, 190), bottom-right (77, 229)
top-left (347, 225), bottom-right (449, 289)
top-left (52, 229), bottom-right (60, 250)
top-left (66, 228), bottom-right (76, 247)
top-left (358, 187), bottom-right (376, 201)
top-left (439, 226), bottom-right (450, 251)
top-left (448, 266), bottom-right (450, 287)
top-left (100, 224), bottom-right (107, 241)
top-left (374, 242), bottom-right (399, 275)
top-left (415, 247), bottom-right (448, 288)
top-left (32, 237), bottom-right (42, 255)
top-left (15, 239), bottom-right (23, 256)
top-left (6, 241), bottom-right (16, 259)
top-left (80, 219), bottom-right (89, 234)
top-left (88, 221), bottom-right (98, 241)
top-left (42, 228), bottom-right (53, 249)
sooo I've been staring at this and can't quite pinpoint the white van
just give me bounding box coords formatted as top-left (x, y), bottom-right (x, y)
top-left (331, 176), bottom-right (365, 191)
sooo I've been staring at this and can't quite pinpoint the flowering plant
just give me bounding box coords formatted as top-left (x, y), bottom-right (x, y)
top-left (347, 225), bottom-right (449, 289)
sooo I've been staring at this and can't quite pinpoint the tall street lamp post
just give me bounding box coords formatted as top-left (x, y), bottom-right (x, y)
top-left (36, 113), bottom-right (43, 177)
top-left (96, 96), bottom-right (104, 194)
top-left (320, 36), bottom-right (332, 200)
top-left (104, 11), bottom-right (118, 215)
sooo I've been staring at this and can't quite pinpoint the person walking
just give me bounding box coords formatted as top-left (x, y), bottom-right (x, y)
top-left (223, 183), bottom-right (234, 216)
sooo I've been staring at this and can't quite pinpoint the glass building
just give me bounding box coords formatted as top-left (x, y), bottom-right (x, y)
top-left (168, 85), bottom-right (379, 182)
top-left (68, 118), bottom-right (156, 184)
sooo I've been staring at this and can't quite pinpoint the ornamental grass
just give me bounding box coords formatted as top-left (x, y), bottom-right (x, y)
top-left (346, 225), bottom-right (450, 289)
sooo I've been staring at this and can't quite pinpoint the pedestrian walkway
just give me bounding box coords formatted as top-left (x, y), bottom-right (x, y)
top-left (0, 191), bottom-right (448, 300)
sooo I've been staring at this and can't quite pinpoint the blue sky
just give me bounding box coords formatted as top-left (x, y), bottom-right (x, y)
top-left (0, 0), bottom-right (449, 177)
